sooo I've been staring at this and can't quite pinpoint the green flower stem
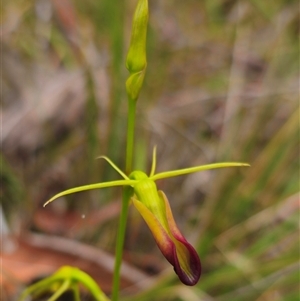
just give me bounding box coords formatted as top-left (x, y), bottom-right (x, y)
top-left (112, 19), bottom-right (137, 292)
top-left (125, 97), bottom-right (137, 174)
top-left (112, 61), bottom-right (138, 301)
top-left (112, 91), bottom-right (137, 301)
top-left (112, 186), bottom-right (133, 301)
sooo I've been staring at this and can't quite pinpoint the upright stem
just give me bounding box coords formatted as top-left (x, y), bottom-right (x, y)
top-left (112, 0), bottom-right (147, 297)
top-left (111, 187), bottom-right (132, 301)
top-left (125, 98), bottom-right (137, 174)
top-left (111, 98), bottom-right (136, 301)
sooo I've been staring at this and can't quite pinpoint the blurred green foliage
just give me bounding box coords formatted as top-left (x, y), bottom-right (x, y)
top-left (2, 0), bottom-right (298, 300)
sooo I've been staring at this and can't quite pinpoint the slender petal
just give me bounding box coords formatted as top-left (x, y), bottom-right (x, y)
top-left (132, 191), bottom-right (201, 285)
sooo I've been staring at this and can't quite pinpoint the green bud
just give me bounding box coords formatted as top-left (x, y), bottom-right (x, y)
top-left (126, 0), bottom-right (148, 74)
top-left (126, 69), bottom-right (146, 100)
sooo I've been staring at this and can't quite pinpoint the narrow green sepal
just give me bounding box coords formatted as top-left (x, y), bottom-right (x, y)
top-left (43, 180), bottom-right (137, 207)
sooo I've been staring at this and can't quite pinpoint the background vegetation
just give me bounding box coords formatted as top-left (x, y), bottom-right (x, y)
top-left (2, 0), bottom-right (299, 300)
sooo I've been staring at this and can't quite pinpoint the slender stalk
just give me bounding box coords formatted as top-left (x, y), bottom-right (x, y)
top-left (125, 98), bottom-right (137, 174)
top-left (112, 97), bottom-right (137, 301)
top-left (112, 0), bottom-right (147, 297)
top-left (111, 186), bottom-right (133, 301)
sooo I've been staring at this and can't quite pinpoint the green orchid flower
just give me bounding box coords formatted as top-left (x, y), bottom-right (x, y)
top-left (44, 147), bottom-right (249, 285)
top-left (19, 266), bottom-right (110, 301)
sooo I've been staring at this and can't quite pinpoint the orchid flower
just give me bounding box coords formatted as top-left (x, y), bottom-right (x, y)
top-left (44, 147), bottom-right (249, 285)
top-left (18, 266), bottom-right (110, 301)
